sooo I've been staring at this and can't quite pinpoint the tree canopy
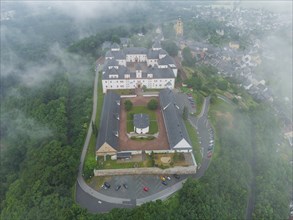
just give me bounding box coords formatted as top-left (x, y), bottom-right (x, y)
top-left (124, 100), bottom-right (133, 111)
top-left (147, 99), bottom-right (159, 110)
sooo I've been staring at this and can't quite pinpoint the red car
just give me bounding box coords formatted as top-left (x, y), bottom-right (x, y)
top-left (207, 151), bottom-right (212, 158)
top-left (143, 187), bottom-right (149, 192)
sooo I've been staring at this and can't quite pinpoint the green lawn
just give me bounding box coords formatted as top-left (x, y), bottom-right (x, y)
top-left (96, 156), bottom-right (153, 169)
top-left (126, 106), bottom-right (158, 134)
top-left (149, 121), bottom-right (158, 134)
top-left (184, 120), bottom-right (202, 164)
top-left (127, 106), bottom-right (156, 120)
top-left (182, 66), bottom-right (194, 79)
top-left (193, 92), bottom-right (204, 116)
top-left (127, 121), bottom-right (134, 133)
top-left (208, 98), bottom-right (236, 159)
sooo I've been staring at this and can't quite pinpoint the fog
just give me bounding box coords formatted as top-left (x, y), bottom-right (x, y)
top-left (0, 1), bottom-right (292, 218)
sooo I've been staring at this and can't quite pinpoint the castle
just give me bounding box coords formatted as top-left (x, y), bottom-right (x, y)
top-left (102, 41), bottom-right (177, 93)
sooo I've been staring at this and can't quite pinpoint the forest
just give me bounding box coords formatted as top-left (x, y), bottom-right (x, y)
top-left (1, 2), bottom-right (292, 219)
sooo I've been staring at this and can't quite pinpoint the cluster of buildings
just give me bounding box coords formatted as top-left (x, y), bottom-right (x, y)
top-left (95, 89), bottom-right (192, 158)
top-left (101, 41), bottom-right (177, 93)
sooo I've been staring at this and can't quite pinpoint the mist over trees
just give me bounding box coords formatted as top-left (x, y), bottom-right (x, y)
top-left (1, 1), bottom-right (292, 219)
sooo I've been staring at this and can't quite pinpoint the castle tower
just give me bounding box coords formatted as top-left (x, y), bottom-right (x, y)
top-left (175, 16), bottom-right (183, 37)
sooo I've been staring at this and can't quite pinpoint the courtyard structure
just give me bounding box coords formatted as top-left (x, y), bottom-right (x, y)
top-left (133, 113), bottom-right (149, 134)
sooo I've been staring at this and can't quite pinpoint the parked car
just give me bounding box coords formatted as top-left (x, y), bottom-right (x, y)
top-left (143, 187), bottom-right (149, 192)
top-left (103, 182), bottom-right (111, 189)
top-left (115, 185), bottom-right (121, 191)
top-left (165, 176), bottom-right (171, 181)
top-left (162, 181), bottom-right (167, 186)
top-left (207, 151), bottom-right (212, 158)
top-left (208, 145), bottom-right (213, 150)
top-left (160, 176), bottom-right (166, 181)
top-left (173, 174), bottom-right (180, 179)
top-left (123, 183), bottom-right (128, 189)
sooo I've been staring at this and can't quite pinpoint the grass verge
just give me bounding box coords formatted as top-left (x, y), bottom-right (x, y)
top-left (83, 72), bottom-right (104, 173)
top-left (184, 120), bottom-right (202, 164)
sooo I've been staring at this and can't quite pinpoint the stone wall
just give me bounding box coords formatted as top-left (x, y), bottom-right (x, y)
top-left (94, 165), bottom-right (197, 176)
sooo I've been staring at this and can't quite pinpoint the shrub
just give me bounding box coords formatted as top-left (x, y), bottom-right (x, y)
top-left (147, 99), bottom-right (158, 110)
top-left (124, 100), bottom-right (133, 111)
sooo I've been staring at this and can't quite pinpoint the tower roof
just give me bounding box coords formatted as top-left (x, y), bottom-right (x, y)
top-left (152, 41), bottom-right (161, 50)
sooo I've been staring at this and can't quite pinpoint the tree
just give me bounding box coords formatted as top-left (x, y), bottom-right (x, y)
top-left (182, 47), bottom-right (195, 67)
top-left (183, 106), bottom-right (188, 120)
top-left (124, 100), bottom-right (133, 111)
top-left (91, 120), bottom-right (98, 136)
top-left (210, 93), bottom-right (217, 104)
top-left (232, 97), bottom-right (239, 104)
top-left (111, 35), bottom-right (121, 44)
top-left (161, 40), bottom-right (179, 56)
top-left (217, 80), bottom-right (228, 91)
top-left (147, 99), bottom-right (158, 110)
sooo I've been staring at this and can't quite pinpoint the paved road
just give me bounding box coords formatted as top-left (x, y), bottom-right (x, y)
top-left (76, 61), bottom-right (133, 211)
top-left (189, 96), bottom-right (214, 178)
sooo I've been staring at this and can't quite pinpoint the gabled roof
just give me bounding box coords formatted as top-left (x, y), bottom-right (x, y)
top-left (148, 66), bottom-right (175, 78)
top-left (147, 49), bottom-right (159, 59)
top-left (107, 59), bottom-right (119, 67)
top-left (111, 50), bottom-right (125, 59)
top-left (105, 50), bottom-right (114, 58)
top-left (159, 89), bottom-right (192, 150)
top-left (120, 38), bottom-right (130, 45)
top-left (124, 47), bottom-right (148, 55)
top-left (109, 67), bottom-right (119, 75)
top-left (111, 43), bottom-right (120, 49)
top-left (159, 49), bottom-right (168, 55)
top-left (96, 92), bottom-right (121, 152)
top-left (134, 114), bottom-right (149, 129)
top-left (136, 64), bottom-right (142, 70)
top-left (102, 41), bottom-right (112, 50)
top-left (152, 40), bottom-right (161, 49)
top-left (158, 55), bottom-right (176, 66)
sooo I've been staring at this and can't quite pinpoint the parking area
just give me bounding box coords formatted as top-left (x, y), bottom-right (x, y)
top-left (98, 175), bottom-right (187, 199)
top-left (175, 92), bottom-right (196, 114)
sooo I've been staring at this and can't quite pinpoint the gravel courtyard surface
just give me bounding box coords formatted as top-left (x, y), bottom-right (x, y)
top-left (119, 96), bottom-right (169, 151)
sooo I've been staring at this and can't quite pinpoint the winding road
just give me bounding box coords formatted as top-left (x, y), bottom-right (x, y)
top-left (75, 63), bottom-right (214, 212)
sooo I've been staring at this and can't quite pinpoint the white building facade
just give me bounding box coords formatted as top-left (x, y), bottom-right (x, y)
top-left (102, 42), bottom-right (177, 93)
